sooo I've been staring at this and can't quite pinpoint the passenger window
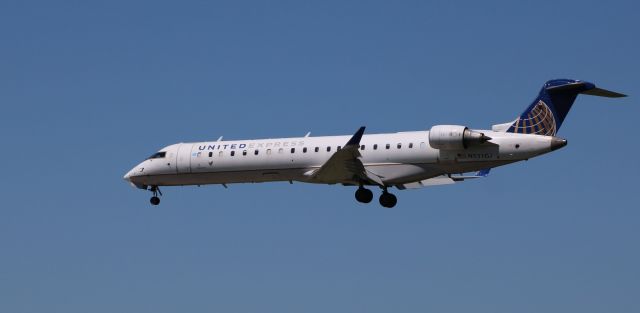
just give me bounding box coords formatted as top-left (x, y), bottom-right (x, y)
top-left (254, 150), bottom-right (259, 155)
top-left (337, 146), bottom-right (341, 151)
top-left (326, 146), bottom-right (331, 152)
top-left (291, 148), bottom-right (295, 153)
top-left (409, 143), bottom-right (413, 148)
top-left (373, 144), bottom-right (378, 150)
top-left (231, 151), bottom-right (235, 156)
top-left (242, 150), bottom-right (247, 156)
top-left (278, 148), bottom-right (284, 154)
top-left (267, 149), bottom-right (272, 155)
top-left (385, 144), bottom-right (390, 149)
top-left (303, 147), bottom-right (307, 153)
top-left (360, 145), bottom-right (365, 150)
top-left (397, 143), bottom-right (402, 149)
top-left (208, 152), bottom-right (213, 157)
top-left (315, 147), bottom-right (319, 152)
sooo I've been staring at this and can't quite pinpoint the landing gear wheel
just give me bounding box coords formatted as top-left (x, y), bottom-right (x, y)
top-left (379, 192), bottom-right (397, 208)
top-left (355, 187), bottom-right (374, 203)
top-left (148, 186), bottom-right (162, 206)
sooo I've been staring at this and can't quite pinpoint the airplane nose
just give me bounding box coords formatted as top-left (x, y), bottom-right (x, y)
top-left (123, 170), bottom-right (132, 182)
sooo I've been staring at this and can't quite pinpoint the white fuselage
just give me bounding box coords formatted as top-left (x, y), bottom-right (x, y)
top-left (124, 129), bottom-right (561, 188)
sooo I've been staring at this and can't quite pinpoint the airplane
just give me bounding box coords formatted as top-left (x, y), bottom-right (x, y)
top-left (124, 79), bottom-right (626, 208)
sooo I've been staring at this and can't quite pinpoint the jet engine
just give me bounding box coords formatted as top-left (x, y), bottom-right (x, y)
top-left (428, 125), bottom-right (491, 150)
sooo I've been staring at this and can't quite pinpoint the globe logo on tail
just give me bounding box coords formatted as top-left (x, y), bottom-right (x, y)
top-left (508, 100), bottom-right (557, 136)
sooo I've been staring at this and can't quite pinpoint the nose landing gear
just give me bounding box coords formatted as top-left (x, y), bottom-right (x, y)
top-left (149, 186), bottom-right (162, 205)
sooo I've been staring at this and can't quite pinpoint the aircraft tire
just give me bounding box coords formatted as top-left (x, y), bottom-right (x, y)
top-left (379, 192), bottom-right (397, 208)
top-left (150, 196), bottom-right (161, 206)
top-left (355, 188), bottom-right (374, 203)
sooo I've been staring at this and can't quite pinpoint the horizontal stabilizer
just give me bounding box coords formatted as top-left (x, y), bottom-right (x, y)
top-left (581, 87), bottom-right (627, 98)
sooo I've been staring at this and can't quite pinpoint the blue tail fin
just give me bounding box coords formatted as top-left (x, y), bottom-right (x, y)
top-left (504, 79), bottom-right (626, 135)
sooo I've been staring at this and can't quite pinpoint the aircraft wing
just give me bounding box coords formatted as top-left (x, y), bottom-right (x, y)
top-left (395, 169), bottom-right (490, 190)
top-left (308, 126), bottom-right (384, 186)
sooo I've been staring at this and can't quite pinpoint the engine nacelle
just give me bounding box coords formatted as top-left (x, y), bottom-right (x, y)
top-left (428, 125), bottom-right (491, 150)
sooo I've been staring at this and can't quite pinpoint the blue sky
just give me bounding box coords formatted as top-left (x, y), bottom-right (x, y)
top-left (1, 0), bottom-right (638, 312)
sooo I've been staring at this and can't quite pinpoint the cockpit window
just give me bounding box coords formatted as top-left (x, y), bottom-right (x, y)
top-left (147, 151), bottom-right (166, 159)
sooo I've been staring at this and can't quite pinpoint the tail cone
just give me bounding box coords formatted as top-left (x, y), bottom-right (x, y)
top-left (550, 137), bottom-right (568, 151)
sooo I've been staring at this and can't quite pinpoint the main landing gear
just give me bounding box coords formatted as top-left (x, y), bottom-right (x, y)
top-left (355, 187), bottom-right (374, 203)
top-left (149, 186), bottom-right (162, 206)
top-left (354, 186), bottom-right (397, 208)
top-left (379, 190), bottom-right (397, 208)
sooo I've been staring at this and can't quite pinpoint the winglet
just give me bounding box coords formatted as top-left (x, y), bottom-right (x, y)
top-left (477, 168), bottom-right (491, 177)
top-left (345, 126), bottom-right (366, 147)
